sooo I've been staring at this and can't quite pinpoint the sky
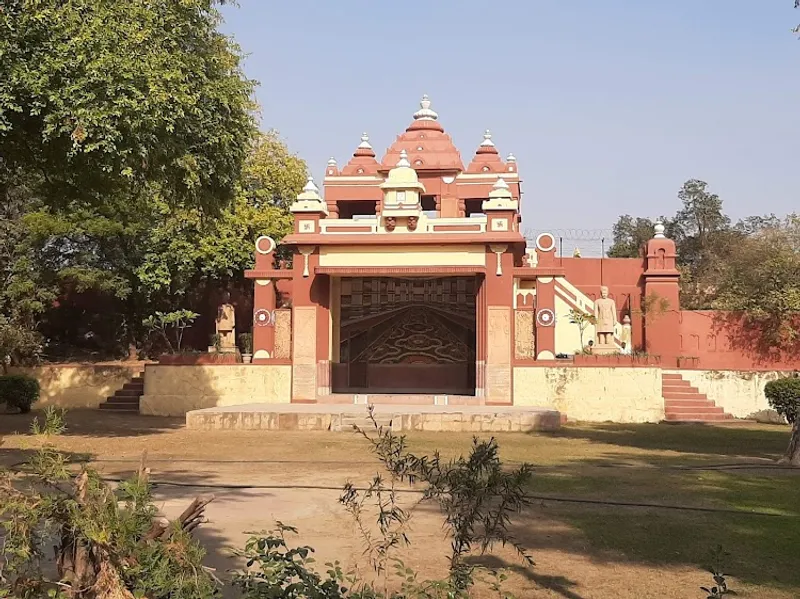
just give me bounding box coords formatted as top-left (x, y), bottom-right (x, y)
top-left (219, 1), bottom-right (799, 236)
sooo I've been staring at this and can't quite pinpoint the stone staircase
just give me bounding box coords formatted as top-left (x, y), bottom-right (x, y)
top-left (662, 373), bottom-right (733, 422)
top-left (99, 372), bottom-right (145, 412)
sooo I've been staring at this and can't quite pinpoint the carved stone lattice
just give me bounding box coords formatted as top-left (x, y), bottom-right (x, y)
top-left (273, 309), bottom-right (292, 359)
top-left (514, 311), bottom-right (535, 360)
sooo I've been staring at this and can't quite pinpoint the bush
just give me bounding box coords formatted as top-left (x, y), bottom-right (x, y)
top-left (764, 375), bottom-right (800, 424)
top-left (0, 374), bottom-right (40, 413)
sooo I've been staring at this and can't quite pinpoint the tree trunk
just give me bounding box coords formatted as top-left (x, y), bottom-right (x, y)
top-left (780, 420), bottom-right (800, 467)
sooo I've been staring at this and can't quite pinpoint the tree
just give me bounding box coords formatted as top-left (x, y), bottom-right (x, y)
top-left (607, 216), bottom-right (658, 258)
top-left (764, 376), bottom-right (800, 466)
top-left (568, 309), bottom-right (596, 350)
top-left (712, 215), bottom-right (800, 350)
top-left (0, 0), bottom-right (256, 214)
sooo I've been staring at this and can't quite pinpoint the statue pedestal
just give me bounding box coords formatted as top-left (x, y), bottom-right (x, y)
top-left (592, 344), bottom-right (617, 355)
top-left (208, 346), bottom-right (238, 354)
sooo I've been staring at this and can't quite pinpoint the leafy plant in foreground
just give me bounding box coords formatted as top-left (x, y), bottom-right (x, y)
top-left (700, 546), bottom-right (737, 598)
top-left (30, 406), bottom-right (68, 436)
top-left (0, 449), bottom-right (218, 599)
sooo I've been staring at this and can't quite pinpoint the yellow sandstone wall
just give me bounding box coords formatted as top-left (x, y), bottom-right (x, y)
top-left (513, 366), bottom-right (665, 423)
top-left (139, 364), bottom-right (291, 417)
top-left (667, 369), bottom-right (787, 421)
top-left (9, 364), bottom-right (144, 409)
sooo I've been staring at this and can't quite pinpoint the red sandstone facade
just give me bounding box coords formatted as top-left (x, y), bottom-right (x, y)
top-left (245, 96), bottom-right (799, 404)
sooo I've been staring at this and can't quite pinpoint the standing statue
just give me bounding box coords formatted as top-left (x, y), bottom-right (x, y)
top-left (216, 292), bottom-right (236, 352)
top-left (594, 286), bottom-right (617, 348)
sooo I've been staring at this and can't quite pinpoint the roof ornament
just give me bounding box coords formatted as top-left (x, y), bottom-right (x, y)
top-left (492, 176), bottom-right (510, 190)
top-left (303, 176), bottom-right (319, 195)
top-left (396, 149), bottom-right (411, 168)
top-left (327, 157), bottom-right (337, 167)
top-left (481, 129), bottom-right (495, 147)
top-left (413, 94), bottom-right (439, 121)
top-left (358, 132), bottom-right (372, 149)
top-left (506, 152), bottom-right (517, 163)
top-left (654, 221), bottom-right (666, 239)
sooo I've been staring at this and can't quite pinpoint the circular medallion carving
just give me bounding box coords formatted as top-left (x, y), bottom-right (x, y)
top-left (535, 233), bottom-right (556, 253)
top-left (254, 309), bottom-right (274, 327)
top-left (536, 308), bottom-right (555, 327)
top-left (255, 236), bottom-right (276, 255)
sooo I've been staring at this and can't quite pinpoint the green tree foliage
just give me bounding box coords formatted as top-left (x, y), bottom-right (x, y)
top-left (764, 376), bottom-right (800, 466)
top-left (0, 0), bottom-right (256, 214)
top-left (712, 216), bottom-right (800, 349)
top-left (0, 1), bottom-right (306, 359)
top-left (608, 216), bottom-right (672, 258)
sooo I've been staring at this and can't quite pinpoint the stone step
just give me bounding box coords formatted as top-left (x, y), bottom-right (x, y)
top-left (665, 399), bottom-right (717, 408)
top-left (666, 405), bottom-right (725, 415)
top-left (661, 392), bottom-right (708, 400)
top-left (123, 382), bottom-right (145, 391)
top-left (661, 373), bottom-right (685, 381)
top-left (662, 384), bottom-right (696, 393)
top-left (664, 412), bottom-right (730, 421)
top-left (113, 388), bottom-right (143, 397)
top-left (99, 402), bottom-right (140, 412)
top-left (662, 379), bottom-right (693, 387)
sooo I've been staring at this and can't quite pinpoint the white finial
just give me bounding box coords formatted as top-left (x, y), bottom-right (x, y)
top-left (481, 129), bottom-right (495, 147)
top-left (506, 152), bottom-right (516, 162)
top-left (413, 94), bottom-right (439, 121)
top-left (396, 149), bottom-right (411, 168)
top-left (654, 221), bottom-right (666, 239)
top-left (303, 176), bottom-right (319, 194)
top-left (327, 157), bottom-right (337, 167)
top-left (492, 176), bottom-right (510, 190)
top-left (358, 132), bottom-right (372, 149)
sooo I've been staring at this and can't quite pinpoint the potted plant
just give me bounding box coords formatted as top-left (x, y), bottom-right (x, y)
top-left (239, 333), bottom-right (253, 364)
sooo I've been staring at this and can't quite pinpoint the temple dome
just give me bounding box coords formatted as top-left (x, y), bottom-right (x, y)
top-left (380, 95), bottom-right (464, 172)
top-left (341, 132), bottom-right (380, 176)
top-left (466, 129), bottom-right (506, 174)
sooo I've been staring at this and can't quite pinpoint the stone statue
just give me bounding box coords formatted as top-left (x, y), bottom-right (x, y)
top-left (215, 293), bottom-right (236, 351)
top-left (407, 215), bottom-right (419, 232)
top-left (385, 216), bottom-right (396, 232)
top-left (594, 286), bottom-right (617, 347)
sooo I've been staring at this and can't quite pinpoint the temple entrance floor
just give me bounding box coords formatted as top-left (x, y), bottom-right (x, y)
top-left (184, 403), bottom-right (562, 432)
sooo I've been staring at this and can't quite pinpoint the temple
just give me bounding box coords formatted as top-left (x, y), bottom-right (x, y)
top-left (244, 95), bottom-right (692, 405)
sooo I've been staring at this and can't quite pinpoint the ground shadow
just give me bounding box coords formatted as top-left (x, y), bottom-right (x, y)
top-left (550, 422), bottom-right (791, 463)
top-left (1, 409), bottom-right (184, 439)
top-left (466, 555), bottom-right (586, 599)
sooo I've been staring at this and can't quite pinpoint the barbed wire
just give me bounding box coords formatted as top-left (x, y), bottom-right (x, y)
top-left (525, 228), bottom-right (615, 258)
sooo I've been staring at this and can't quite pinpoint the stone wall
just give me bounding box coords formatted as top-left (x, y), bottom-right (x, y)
top-left (669, 369), bottom-right (789, 421)
top-left (513, 366), bottom-right (664, 423)
top-left (8, 364), bottom-right (144, 409)
top-left (139, 364), bottom-right (291, 416)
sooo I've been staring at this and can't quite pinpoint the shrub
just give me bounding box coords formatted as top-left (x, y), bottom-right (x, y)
top-left (0, 374), bottom-right (40, 413)
top-left (764, 375), bottom-right (800, 424)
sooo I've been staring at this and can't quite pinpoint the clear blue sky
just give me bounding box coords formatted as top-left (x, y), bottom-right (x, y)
top-left (220, 1), bottom-right (799, 233)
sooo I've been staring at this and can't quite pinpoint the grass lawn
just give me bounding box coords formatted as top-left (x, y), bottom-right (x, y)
top-left (1, 410), bottom-right (798, 598)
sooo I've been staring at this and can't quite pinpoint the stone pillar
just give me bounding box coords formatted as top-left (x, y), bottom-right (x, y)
top-left (533, 232), bottom-right (559, 360)
top-left (252, 279), bottom-right (276, 361)
top-left (643, 224), bottom-right (681, 366)
top-left (484, 245), bottom-right (514, 405)
top-left (475, 275), bottom-right (487, 398)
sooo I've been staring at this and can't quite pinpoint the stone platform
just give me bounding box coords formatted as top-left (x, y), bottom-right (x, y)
top-left (185, 403), bottom-right (562, 432)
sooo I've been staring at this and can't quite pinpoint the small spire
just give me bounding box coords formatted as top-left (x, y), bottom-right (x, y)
top-left (506, 152), bottom-right (516, 163)
top-left (396, 149), bottom-right (411, 168)
top-left (480, 129), bottom-right (495, 147)
top-left (413, 94), bottom-right (439, 121)
top-left (327, 157), bottom-right (337, 167)
top-left (654, 221), bottom-right (666, 239)
top-left (492, 176), bottom-right (510, 190)
top-left (358, 132), bottom-right (372, 149)
top-left (303, 176), bottom-right (319, 194)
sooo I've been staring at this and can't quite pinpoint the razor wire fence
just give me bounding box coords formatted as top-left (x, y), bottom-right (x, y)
top-left (525, 228), bottom-right (615, 258)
